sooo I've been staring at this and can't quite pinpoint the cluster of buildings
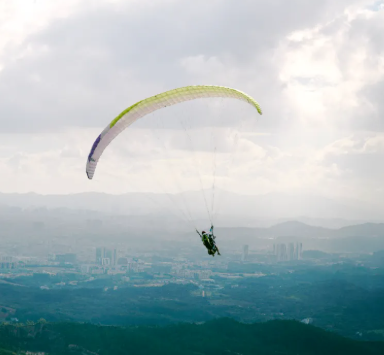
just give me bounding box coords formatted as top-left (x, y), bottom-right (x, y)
top-left (173, 269), bottom-right (212, 280)
top-left (273, 242), bottom-right (303, 262)
top-left (0, 255), bottom-right (62, 269)
top-left (96, 247), bottom-right (117, 266)
top-left (81, 249), bottom-right (214, 279)
top-left (0, 240), bottom-right (305, 286)
top-left (0, 256), bottom-right (18, 269)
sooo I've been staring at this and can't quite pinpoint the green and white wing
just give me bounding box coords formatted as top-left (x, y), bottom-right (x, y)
top-left (86, 85), bottom-right (262, 180)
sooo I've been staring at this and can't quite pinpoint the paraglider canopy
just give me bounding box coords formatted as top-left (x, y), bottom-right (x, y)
top-left (85, 85), bottom-right (262, 180)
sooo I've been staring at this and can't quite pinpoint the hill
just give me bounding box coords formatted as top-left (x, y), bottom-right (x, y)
top-left (213, 221), bottom-right (384, 252)
top-left (0, 190), bottom-right (381, 223)
top-left (0, 319), bottom-right (383, 355)
top-left (2, 198), bottom-right (384, 250)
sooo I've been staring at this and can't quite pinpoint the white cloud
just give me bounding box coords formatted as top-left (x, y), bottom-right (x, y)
top-left (1, 0), bottom-right (384, 219)
top-left (277, 5), bottom-right (384, 131)
top-left (0, 0), bottom-right (88, 61)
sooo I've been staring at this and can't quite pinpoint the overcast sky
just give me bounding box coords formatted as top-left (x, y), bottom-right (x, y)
top-left (1, 0), bottom-right (384, 211)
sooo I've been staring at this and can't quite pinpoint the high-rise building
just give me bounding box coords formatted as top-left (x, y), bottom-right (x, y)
top-left (102, 258), bottom-right (111, 266)
top-left (275, 243), bottom-right (287, 261)
top-left (242, 245), bottom-right (249, 261)
top-left (288, 243), bottom-right (295, 261)
top-left (298, 243), bottom-right (303, 260)
top-left (112, 249), bottom-right (117, 266)
top-left (282, 244), bottom-right (287, 261)
top-left (105, 249), bottom-right (112, 260)
top-left (96, 247), bottom-right (105, 264)
top-left (274, 244), bottom-right (279, 260)
top-left (0, 262), bottom-right (16, 269)
top-left (96, 248), bottom-right (117, 265)
top-left (293, 243), bottom-right (298, 260)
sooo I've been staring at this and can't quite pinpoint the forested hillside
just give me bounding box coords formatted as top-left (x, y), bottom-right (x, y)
top-left (0, 319), bottom-right (384, 355)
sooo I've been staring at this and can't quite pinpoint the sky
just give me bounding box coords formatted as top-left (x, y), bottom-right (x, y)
top-left (0, 0), bottom-right (384, 211)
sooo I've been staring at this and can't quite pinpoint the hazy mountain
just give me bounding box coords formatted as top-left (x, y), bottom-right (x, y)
top-left (210, 221), bottom-right (384, 252)
top-left (2, 195), bottom-right (384, 251)
top-left (215, 221), bottom-right (384, 239)
top-left (2, 191), bottom-right (384, 251)
top-left (0, 190), bottom-right (382, 226)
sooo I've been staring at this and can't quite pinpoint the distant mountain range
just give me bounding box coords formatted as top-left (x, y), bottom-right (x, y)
top-left (1, 191), bottom-right (384, 252)
top-left (209, 221), bottom-right (384, 252)
top-left (0, 190), bottom-right (382, 228)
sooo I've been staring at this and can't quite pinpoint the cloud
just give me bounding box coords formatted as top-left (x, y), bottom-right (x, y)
top-left (277, 3), bottom-right (384, 131)
top-left (1, 0), bottom-right (384, 220)
top-left (0, 0), bottom-right (363, 133)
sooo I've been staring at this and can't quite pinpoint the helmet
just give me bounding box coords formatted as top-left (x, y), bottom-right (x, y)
top-left (202, 231), bottom-right (206, 234)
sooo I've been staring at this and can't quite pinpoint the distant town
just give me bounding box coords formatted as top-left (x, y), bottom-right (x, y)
top-left (0, 241), bottom-right (304, 292)
top-left (0, 239), bottom-right (342, 306)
